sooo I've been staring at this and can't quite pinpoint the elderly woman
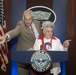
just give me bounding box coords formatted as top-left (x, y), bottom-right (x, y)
top-left (31, 21), bottom-right (71, 75)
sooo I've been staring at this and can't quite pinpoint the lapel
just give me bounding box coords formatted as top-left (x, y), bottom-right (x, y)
top-left (33, 20), bottom-right (40, 32)
top-left (23, 22), bottom-right (35, 42)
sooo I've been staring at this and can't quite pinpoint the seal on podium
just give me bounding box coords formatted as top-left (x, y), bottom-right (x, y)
top-left (31, 50), bottom-right (52, 72)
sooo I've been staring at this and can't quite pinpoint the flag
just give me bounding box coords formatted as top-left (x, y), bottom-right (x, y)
top-left (0, 0), bottom-right (9, 71)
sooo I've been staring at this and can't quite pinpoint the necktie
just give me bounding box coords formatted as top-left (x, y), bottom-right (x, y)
top-left (30, 26), bottom-right (34, 33)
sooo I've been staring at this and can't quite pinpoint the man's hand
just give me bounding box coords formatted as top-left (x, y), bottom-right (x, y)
top-left (28, 47), bottom-right (34, 51)
top-left (0, 35), bottom-right (7, 44)
top-left (63, 39), bottom-right (71, 48)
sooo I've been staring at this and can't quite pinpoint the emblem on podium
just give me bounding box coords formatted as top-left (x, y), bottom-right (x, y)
top-left (31, 51), bottom-right (52, 72)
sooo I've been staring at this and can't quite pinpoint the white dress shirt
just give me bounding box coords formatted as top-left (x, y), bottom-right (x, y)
top-left (31, 22), bottom-right (39, 38)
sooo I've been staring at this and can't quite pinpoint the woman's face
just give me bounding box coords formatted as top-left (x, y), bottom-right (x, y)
top-left (43, 27), bottom-right (54, 39)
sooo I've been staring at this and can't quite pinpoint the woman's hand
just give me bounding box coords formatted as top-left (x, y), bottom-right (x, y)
top-left (63, 39), bottom-right (71, 48)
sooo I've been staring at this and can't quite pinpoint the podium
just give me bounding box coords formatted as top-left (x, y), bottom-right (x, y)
top-left (11, 51), bottom-right (68, 75)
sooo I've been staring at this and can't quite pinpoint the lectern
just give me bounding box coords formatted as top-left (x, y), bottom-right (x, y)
top-left (11, 50), bottom-right (68, 75)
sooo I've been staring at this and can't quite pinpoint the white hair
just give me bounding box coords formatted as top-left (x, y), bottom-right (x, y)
top-left (42, 21), bottom-right (54, 32)
top-left (22, 9), bottom-right (33, 20)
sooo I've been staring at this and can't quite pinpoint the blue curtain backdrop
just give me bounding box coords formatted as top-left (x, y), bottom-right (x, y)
top-left (11, 0), bottom-right (68, 75)
top-left (53, 0), bottom-right (68, 75)
top-left (11, 0), bottom-right (26, 75)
